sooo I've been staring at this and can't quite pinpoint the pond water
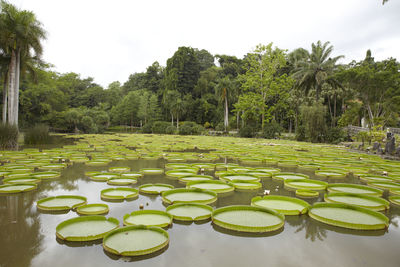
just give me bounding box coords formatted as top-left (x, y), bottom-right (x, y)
top-left (0, 158), bottom-right (400, 267)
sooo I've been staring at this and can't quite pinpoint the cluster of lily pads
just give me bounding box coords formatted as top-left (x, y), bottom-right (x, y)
top-left (1, 133), bottom-right (400, 256)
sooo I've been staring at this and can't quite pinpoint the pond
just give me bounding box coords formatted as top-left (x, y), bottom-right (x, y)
top-left (0, 134), bottom-right (399, 267)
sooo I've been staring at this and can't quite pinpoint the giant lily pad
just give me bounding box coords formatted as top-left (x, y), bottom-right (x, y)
top-left (327, 183), bottom-right (383, 196)
top-left (251, 195), bottom-right (310, 215)
top-left (179, 175), bottom-right (213, 183)
top-left (186, 180), bottom-right (234, 194)
top-left (161, 188), bottom-right (217, 205)
top-left (272, 172), bottom-right (309, 181)
top-left (211, 205), bottom-right (284, 233)
top-left (101, 188), bottom-right (138, 200)
top-left (0, 183), bottom-right (37, 194)
top-left (284, 179), bottom-right (328, 190)
top-left (367, 181), bottom-right (400, 190)
top-left (76, 204), bottom-right (109, 215)
top-left (90, 172), bottom-right (119, 182)
top-left (139, 184), bottom-right (174, 194)
top-left (123, 210), bottom-right (172, 227)
top-left (32, 171), bottom-right (61, 179)
top-left (324, 193), bottom-right (390, 211)
top-left (231, 180), bottom-right (262, 191)
top-left (166, 203), bottom-right (213, 221)
top-left (56, 216), bottom-right (119, 241)
top-left (107, 177), bottom-right (137, 186)
top-left (388, 196), bottom-right (400, 206)
top-left (37, 195), bottom-right (87, 211)
top-left (219, 173), bottom-right (260, 182)
top-left (103, 225), bottom-right (169, 256)
top-left (315, 170), bottom-right (346, 178)
top-left (2, 177), bottom-right (41, 184)
top-left (296, 189), bottom-right (319, 198)
top-left (308, 202), bottom-right (389, 230)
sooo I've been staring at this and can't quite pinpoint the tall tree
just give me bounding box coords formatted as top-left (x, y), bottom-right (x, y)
top-left (0, 1), bottom-right (46, 127)
top-left (238, 43), bottom-right (291, 130)
top-left (164, 46), bottom-right (200, 95)
top-left (292, 41), bottom-right (343, 101)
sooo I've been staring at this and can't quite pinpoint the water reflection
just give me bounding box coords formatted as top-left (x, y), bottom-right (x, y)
top-left (0, 193), bottom-right (43, 267)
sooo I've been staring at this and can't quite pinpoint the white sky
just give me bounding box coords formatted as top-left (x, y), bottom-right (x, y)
top-left (7, 0), bottom-right (400, 88)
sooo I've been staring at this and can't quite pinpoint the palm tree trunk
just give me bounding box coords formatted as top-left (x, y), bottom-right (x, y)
top-left (14, 49), bottom-right (21, 127)
top-left (236, 111), bottom-right (239, 130)
top-left (176, 114), bottom-right (179, 130)
top-left (224, 96), bottom-right (228, 132)
top-left (8, 50), bottom-right (16, 125)
top-left (2, 74), bottom-right (7, 123)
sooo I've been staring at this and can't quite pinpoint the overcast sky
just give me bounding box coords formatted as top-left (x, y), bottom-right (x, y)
top-left (7, 0), bottom-right (400, 88)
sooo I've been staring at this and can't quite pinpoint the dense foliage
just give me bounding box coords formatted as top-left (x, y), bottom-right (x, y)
top-left (1, 1), bottom-right (399, 143)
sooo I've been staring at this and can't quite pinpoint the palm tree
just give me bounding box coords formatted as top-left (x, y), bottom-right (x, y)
top-left (215, 76), bottom-right (234, 132)
top-left (292, 41), bottom-right (343, 101)
top-left (0, 1), bottom-right (46, 127)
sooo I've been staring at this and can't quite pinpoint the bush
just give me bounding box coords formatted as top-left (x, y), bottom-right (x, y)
top-left (80, 116), bottom-right (97, 133)
top-left (295, 125), bottom-right (306, 141)
top-left (178, 122), bottom-right (205, 135)
top-left (261, 121), bottom-right (283, 139)
top-left (239, 125), bottom-right (257, 138)
top-left (0, 123), bottom-right (18, 149)
top-left (141, 123), bottom-right (153, 134)
top-left (300, 104), bottom-right (327, 143)
top-left (165, 125), bottom-right (177, 134)
top-left (24, 124), bottom-right (51, 145)
top-left (325, 127), bottom-right (345, 144)
top-left (152, 121), bottom-right (171, 134)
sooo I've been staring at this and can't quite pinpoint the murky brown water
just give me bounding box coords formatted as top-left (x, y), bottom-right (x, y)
top-left (1, 159), bottom-right (399, 267)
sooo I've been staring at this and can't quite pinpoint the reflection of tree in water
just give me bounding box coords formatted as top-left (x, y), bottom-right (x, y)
top-left (0, 192), bottom-right (44, 266)
top-left (286, 215), bottom-right (327, 242)
top-left (386, 208), bottom-right (399, 228)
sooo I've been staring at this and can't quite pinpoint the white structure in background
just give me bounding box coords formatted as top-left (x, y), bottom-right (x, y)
top-left (361, 117), bottom-right (368, 128)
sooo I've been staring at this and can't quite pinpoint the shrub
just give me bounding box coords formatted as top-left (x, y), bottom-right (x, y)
top-left (325, 127), bottom-right (345, 144)
top-left (165, 125), bottom-right (177, 134)
top-left (152, 121), bottom-right (171, 134)
top-left (0, 123), bottom-right (18, 149)
top-left (24, 124), bottom-right (51, 145)
top-left (141, 123), bottom-right (153, 134)
top-left (261, 121), bottom-right (283, 139)
top-left (295, 125), bottom-right (306, 141)
top-left (300, 104), bottom-right (327, 143)
top-left (239, 125), bottom-right (257, 138)
top-left (178, 122), bottom-right (205, 135)
top-left (80, 116), bottom-right (97, 133)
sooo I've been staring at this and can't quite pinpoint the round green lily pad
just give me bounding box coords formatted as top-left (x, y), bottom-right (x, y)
top-left (120, 172), bottom-right (143, 179)
top-left (140, 168), bottom-right (164, 175)
top-left (315, 170), bottom-right (346, 178)
top-left (186, 180), bottom-right (234, 193)
top-left (32, 171), bottom-right (61, 179)
top-left (101, 188), bottom-right (139, 200)
top-left (211, 205), bottom-right (285, 233)
top-left (2, 177), bottom-right (41, 184)
top-left (367, 181), bottom-right (400, 190)
top-left (166, 203), bottom-right (213, 221)
top-left (254, 167), bottom-right (281, 175)
top-left (161, 188), bottom-right (217, 205)
top-left (139, 184), bottom-right (174, 194)
top-left (103, 225), bottom-right (169, 256)
top-left (359, 175), bottom-right (395, 183)
top-left (90, 172), bottom-right (119, 182)
top-left (390, 189), bottom-right (400, 195)
top-left (272, 172), bottom-right (309, 181)
top-left (309, 202), bottom-right (389, 230)
top-left (107, 177), bottom-right (137, 186)
top-left (231, 180), bottom-right (262, 190)
top-left (0, 183), bottom-right (37, 194)
top-left (123, 210), bottom-right (172, 227)
top-left (219, 173), bottom-right (260, 182)
top-left (284, 179), bottom-right (328, 190)
top-left (109, 167), bottom-right (131, 173)
top-left (389, 196), bottom-right (400, 206)
top-left (251, 195), bottom-right (310, 215)
top-left (178, 175), bottom-right (213, 183)
top-left (76, 204), bottom-right (109, 215)
top-left (327, 183), bottom-right (383, 196)
top-left (86, 160), bottom-right (109, 167)
top-left (324, 193), bottom-right (390, 211)
top-left (39, 163), bottom-right (67, 170)
top-left (37, 195), bottom-right (87, 211)
top-left (296, 189), bottom-right (319, 198)
top-left (165, 169), bottom-right (198, 179)
top-left (56, 216), bottom-right (119, 241)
